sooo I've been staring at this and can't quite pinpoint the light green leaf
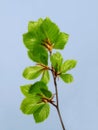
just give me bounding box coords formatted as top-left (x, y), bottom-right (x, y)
top-left (28, 44), bottom-right (48, 65)
top-left (60, 73), bottom-right (74, 83)
top-left (23, 65), bottom-right (43, 80)
top-left (61, 60), bottom-right (77, 73)
top-left (23, 18), bottom-right (45, 51)
top-left (20, 96), bottom-right (43, 114)
top-left (40, 17), bottom-right (60, 44)
top-left (33, 104), bottom-right (50, 123)
top-left (28, 18), bottom-right (45, 41)
top-left (28, 18), bottom-right (43, 33)
top-left (41, 70), bottom-right (50, 84)
top-left (29, 81), bottom-right (48, 95)
top-left (23, 32), bottom-right (39, 50)
top-left (50, 52), bottom-right (63, 72)
top-left (20, 84), bottom-right (32, 96)
top-left (53, 32), bottom-right (69, 49)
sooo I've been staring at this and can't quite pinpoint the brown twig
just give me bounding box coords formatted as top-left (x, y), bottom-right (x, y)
top-left (51, 67), bottom-right (66, 130)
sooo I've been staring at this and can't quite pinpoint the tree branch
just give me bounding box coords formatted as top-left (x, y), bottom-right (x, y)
top-left (51, 68), bottom-right (66, 130)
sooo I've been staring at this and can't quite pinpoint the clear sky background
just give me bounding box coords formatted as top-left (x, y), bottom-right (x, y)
top-left (0, 0), bottom-right (98, 130)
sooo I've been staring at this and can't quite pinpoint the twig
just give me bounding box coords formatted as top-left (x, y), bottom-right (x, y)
top-left (51, 69), bottom-right (66, 130)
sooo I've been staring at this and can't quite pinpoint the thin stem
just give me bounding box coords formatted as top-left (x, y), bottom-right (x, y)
top-left (54, 77), bottom-right (59, 106)
top-left (57, 107), bottom-right (66, 130)
top-left (37, 63), bottom-right (56, 74)
top-left (50, 101), bottom-right (57, 108)
top-left (53, 77), bottom-right (66, 130)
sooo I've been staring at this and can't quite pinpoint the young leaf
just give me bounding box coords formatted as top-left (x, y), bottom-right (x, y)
top-left (33, 104), bottom-right (50, 123)
top-left (29, 81), bottom-right (48, 94)
top-left (40, 17), bottom-right (60, 43)
top-left (40, 18), bottom-right (69, 50)
top-left (50, 52), bottom-right (63, 72)
top-left (20, 84), bottom-right (32, 97)
top-left (20, 96), bottom-right (43, 114)
top-left (28, 18), bottom-right (43, 33)
top-left (61, 60), bottom-right (77, 73)
top-left (28, 44), bottom-right (48, 65)
top-left (40, 88), bottom-right (52, 98)
top-left (23, 32), bottom-right (39, 50)
top-left (41, 70), bottom-right (50, 84)
top-left (53, 32), bottom-right (69, 49)
top-left (60, 73), bottom-right (74, 83)
top-left (23, 66), bottom-right (43, 80)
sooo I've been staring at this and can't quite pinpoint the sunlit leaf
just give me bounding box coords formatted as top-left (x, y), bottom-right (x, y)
top-left (50, 52), bottom-right (63, 72)
top-left (33, 104), bottom-right (50, 123)
top-left (61, 60), bottom-right (77, 73)
top-left (23, 66), bottom-right (43, 80)
top-left (28, 18), bottom-right (43, 33)
top-left (60, 73), bottom-right (74, 83)
top-left (28, 44), bottom-right (48, 65)
top-left (20, 96), bottom-right (43, 114)
top-left (41, 70), bottom-right (50, 84)
top-left (40, 17), bottom-right (60, 43)
top-left (23, 32), bottom-right (39, 50)
top-left (53, 32), bottom-right (69, 49)
top-left (28, 18), bottom-right (45, 41)
top-left (20, 84), bottom-right (32, 97)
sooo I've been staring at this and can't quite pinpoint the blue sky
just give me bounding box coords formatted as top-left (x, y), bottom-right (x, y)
top-left (0, 0), bottom-right (98, 130)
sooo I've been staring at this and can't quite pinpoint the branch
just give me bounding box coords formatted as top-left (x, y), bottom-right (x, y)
top-left (51, 69), bottom-right (66, 130)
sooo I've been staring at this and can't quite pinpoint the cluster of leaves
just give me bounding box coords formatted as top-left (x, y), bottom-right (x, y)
top-left (20, 17), bottom-right (77, 123)
top-left (23, 17), bottom-right (69, 65)
top-left (20, 81), bottom-right (52, 122)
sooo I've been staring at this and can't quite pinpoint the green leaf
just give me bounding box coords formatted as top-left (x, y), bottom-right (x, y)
top-left (40, 17), bottom-right (60, 44)
top-left (50, 52), bottom-right (63, 72)
top-left (53, 32), bottom-right (69, 49)
top-left (61, 60), bottom-right (77, 73)
top-left (28, 18), bottom-right (45, 42)
top-left (60, 73), bottom-right (74, 83)
top-left (20, 84), bottom-right (32, 97)
top-left (28, 44), bottom-right (48, 65)
top-left (29, 81), bottom-right (48, 95)
top-left (28, 81), bottom-right (52, 99)
top-left (33, 104), bottom-right (50, 123)
top-left (41, 70), bottom-right (50, 84)
top-left (20, 96), bottom-right (43, 114)
top-left (23, 32), bottom-right (39, 50)
top-left (40, 88), bottom-right (52, 98)
top-left (23, 65), bottom-right (43, 80)
top-left (28, 18), bottom-right (43, 33)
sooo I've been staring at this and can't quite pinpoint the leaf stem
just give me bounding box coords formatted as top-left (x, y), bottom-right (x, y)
top-left (37, 63), bottom-right (56, 74)
top-left (50, 101), bottom-right (57, 108)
